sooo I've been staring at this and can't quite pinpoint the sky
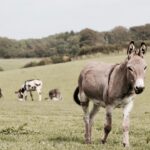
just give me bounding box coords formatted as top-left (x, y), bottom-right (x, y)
top-left (0, 0), bottom-right (149, 40)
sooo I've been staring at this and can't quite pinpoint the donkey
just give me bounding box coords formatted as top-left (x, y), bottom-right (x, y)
top-left (49, 88), bottom-right (63, 101)
top-left (73, 41), bottom-right (147, 147)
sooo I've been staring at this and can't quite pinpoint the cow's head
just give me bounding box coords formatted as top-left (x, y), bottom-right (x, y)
top-left (127, 41), bottom-right (147, 94)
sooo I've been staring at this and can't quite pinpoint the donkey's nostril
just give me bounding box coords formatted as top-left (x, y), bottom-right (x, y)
top-left (135, 86), bottom-right (145, 94)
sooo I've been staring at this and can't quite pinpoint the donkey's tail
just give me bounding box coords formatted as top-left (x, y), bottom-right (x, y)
top-left (73, 86), bottom-right (81, 106)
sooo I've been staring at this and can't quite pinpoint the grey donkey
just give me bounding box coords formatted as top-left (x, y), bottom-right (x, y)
top-left (73, 41), bottom-right (147, 147)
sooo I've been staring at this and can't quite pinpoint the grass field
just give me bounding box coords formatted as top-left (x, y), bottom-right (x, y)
top-left (0, 58), bottom-right (41, 71)
top-left (0, 53), bottom-right (150, 150)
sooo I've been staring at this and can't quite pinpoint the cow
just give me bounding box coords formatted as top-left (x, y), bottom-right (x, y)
top-left (73, 41), bottom-right (147, 147)
top-left (49, 88), bottom-right (62, 101)
top-left (15, 79), bottom-right (42, 101)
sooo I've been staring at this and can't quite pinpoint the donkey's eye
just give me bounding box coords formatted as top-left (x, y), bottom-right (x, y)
top-left (128, 67), bottom-right (133, 72)
top-left (144, 66), bottom-right (147, 70)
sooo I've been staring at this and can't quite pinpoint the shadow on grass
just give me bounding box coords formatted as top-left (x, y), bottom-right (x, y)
top-left (0, 123), bottom-right (39, 135)
top-left (47, 135), bottom-right (84, 144)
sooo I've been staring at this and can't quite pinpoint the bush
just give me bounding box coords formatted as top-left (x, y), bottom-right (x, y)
top-left (78, 44), bottom-right (122, 56)
top-left (0, 66), bottom-right (4, 71)
top-left (62, 56), bottom-right (71, 62)
top-left (23, 61), bottom-right (38, 68)
top-left (22, 56), bottom-right (72, 68)
top-left (51, 55), bottom-right (64, 64)
top-left (51, 55), bottom-right (71, 64)
top-left (37, 58), bottom-right (52, 66)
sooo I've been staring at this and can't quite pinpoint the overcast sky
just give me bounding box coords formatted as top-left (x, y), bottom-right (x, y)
top-left (0, 0), bottom-right (149, 39)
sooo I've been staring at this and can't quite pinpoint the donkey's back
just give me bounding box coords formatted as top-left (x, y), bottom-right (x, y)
top-left (79, 62), bottom-right (115, 101)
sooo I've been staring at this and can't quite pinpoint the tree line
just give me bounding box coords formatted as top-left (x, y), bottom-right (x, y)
top-left (0, 24), bottom-right (150, 58)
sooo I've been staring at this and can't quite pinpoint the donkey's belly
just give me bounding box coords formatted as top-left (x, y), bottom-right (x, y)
top-left (114, 95), bottom-right (134, 108)
top-left (92, 99), bottom-right (106, 107)
top-left (91, 95), bottom-right (135, 108)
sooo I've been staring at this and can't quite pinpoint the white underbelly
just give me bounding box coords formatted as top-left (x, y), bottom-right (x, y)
top-left (114, 96), bottom-right (135, 108)
top-left (92, 95), bottom-right (135, 108)
top-left (93, 99), bottom-right (106, 107)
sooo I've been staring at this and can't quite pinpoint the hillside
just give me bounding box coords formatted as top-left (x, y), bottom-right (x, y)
top-left (0, 24), bottom-right (150, 58)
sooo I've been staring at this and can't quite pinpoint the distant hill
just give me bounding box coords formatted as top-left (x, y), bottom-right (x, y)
top-left (0, 24), bottom-right (150, 58)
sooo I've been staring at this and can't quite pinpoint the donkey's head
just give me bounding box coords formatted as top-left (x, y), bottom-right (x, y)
top-left (126, 41), bottom-right (147, 94)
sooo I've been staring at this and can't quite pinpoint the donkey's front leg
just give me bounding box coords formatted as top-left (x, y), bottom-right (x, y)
top-left (122, 100), bottom-right (133, 148)
top-left (88, 103), bottom-right (100, 141)
top-left (102, 105), bottom-right (113, 144)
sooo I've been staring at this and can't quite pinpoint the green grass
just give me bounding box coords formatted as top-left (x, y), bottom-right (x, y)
top-left (0, 58), bottom-right (41, 71)
top-left (0, 53), bottom-right (150, 150)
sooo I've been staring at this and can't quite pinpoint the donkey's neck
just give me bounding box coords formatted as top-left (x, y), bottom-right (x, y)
top-left (108, 59), bottom-right (134, 102)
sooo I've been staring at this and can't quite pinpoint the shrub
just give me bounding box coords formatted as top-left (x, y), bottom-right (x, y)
top-left (78, 44), bottom-right (122, 56)
top-left (0, 66), bottom-right (4, 71)
top-left (22, 56), bottom-right (72, 68)
top-left (37, 58), bottom-right (52, 66)
top-left (23, 61), bottom-right (38, 68)
top-left (51, 55), bottom-right (71, 64)
top-left (51, 55), bottom-right (64, 64)
top-left (62, 56), bottom-right (71, 62)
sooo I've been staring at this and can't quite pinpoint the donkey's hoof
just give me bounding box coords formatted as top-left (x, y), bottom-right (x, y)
top-left (85, 140), bottom-right (91, 144)
top-left (101, 139), bottom-right (106, 144)
top-left (123, 143), bottom-right (129, 148)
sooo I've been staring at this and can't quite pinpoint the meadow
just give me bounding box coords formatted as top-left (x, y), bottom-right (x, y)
top-left (0, 58), bottom-right (41, 71)
top-left (0, 53), bottom-right (150, 150)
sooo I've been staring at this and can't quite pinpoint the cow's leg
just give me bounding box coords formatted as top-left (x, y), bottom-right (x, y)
top-left (102, 105), bottom-right (113, 144)
top-left (59, 94), bottom-right (63, 100)
top-left (24, 91), bottom-right (27, 101)
top-left (37, 89), bottom-right (42, 101)
top-left (29, 91), bottom-right (34, 101)
top-left (122, 100), bottom-right (133, 148)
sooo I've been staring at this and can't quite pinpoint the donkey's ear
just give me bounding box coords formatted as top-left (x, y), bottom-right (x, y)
top-left (127, 41), bottom-right (135, 58)
top-left (139, 42), bottom-right (147, 57)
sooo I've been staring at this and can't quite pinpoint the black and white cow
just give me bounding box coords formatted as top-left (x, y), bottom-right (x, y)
top-left (15, 79), bottom-right (42, 101)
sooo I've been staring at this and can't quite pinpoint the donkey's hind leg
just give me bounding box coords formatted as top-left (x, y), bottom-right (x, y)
top-left (81, 95), bottom-right (100, 144)
top-left (88, 103), bottom-right (100, 142)
top-left (102, 105), bottom-right (113, 144)
top-left (80, 92), bottom-right (91, 144)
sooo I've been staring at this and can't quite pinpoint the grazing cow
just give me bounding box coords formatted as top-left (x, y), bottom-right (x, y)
top-left (15, 79), bottom-right (42, 101)
top-left (49, 89), bottom-right (62, 101)
top-left (0, 88), bottom-right (3, 98)
top-left (73, 41), bottom-right (147, 147)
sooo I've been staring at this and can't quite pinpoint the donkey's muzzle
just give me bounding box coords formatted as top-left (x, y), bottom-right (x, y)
top-left (135, 86), bottom-right (145, 94)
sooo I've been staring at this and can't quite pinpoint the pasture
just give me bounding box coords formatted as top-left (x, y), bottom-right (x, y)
top-left (0, 53), bottom-right (150, 150)
top-left (0, 58), bottom-right (41, 71)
